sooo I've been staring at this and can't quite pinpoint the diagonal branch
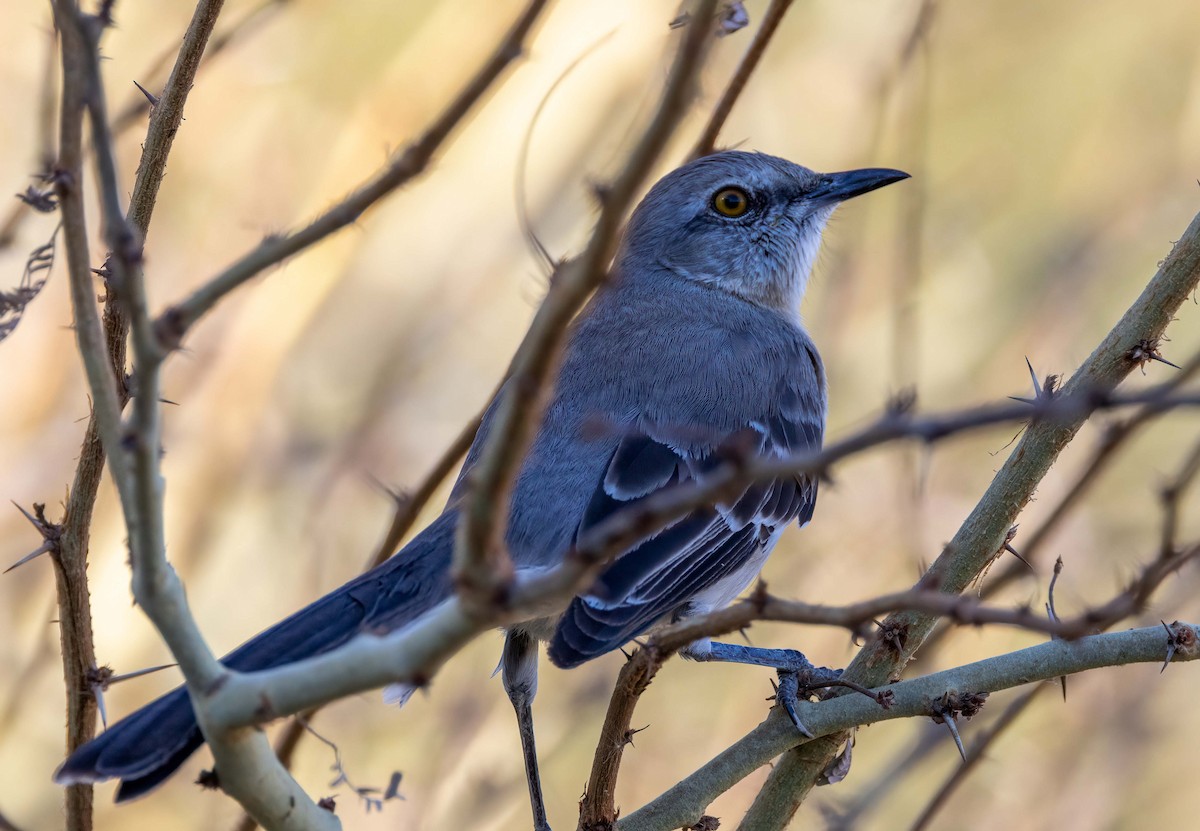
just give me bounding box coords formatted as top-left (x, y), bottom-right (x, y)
top-left (917, 349), bottom-right (1200, 658)
top-left (740, 211), bottom-right (1200, 828)
top-left (690, 0), bottom-right (795, 159)
top-left (155, 0), bottom-right (553, 352)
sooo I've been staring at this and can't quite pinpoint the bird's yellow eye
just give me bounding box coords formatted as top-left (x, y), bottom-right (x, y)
top-left (712, 187), bottom-right (751, 217)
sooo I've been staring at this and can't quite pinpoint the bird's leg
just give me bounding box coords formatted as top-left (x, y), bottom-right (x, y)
top-left (682, 640), bottom-right (842, 737)
top-left (501, 630), bottom-right (552, 831)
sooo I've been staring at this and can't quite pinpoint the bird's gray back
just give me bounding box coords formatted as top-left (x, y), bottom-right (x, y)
top-left (453, 267), bottom-right (826, 571)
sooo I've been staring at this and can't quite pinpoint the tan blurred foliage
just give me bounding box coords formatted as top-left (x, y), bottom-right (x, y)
top-left (2, 1), bottom-right (1199, 829)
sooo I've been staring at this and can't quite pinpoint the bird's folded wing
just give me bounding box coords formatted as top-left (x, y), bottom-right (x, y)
top-left (548, 408), bottom-right (821, 668)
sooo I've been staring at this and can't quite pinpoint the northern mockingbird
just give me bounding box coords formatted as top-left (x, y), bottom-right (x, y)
top-left (56, 151), bottom-right (907, 830)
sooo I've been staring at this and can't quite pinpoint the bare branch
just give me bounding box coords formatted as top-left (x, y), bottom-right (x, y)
top-left (616, 623), bottom-right (1200, 831)
top-left (127, 0), bottom-right (227, 239)
top-left (111, 0), bottom-right (286, 139)
top-left (50, 5), bottom-right (124, 827)
top-left (368, 401), bottom-right (487, 571)
top-left (690, 0), bottom-right (795, 159)
top-left (579, 646), bottom-right (667, 828)
top-left (743, 207), bottom-right (1200, 828)
top-left (156, 0), bottom-right (553, 352)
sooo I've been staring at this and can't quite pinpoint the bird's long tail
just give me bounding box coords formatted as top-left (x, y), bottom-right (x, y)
top-left (54, 511), bottom-right (457, 802)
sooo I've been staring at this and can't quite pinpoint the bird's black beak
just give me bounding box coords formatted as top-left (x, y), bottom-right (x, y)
top-left (809, 168), bottom-right (910, 203)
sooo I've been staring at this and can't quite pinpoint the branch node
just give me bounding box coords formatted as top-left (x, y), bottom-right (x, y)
top-left (1161, 620), bottom-right (1197, 671)
top-left (195, 768), bottom-right (221, 791)
top-left (1128, 337), bottom-right (1180, 372)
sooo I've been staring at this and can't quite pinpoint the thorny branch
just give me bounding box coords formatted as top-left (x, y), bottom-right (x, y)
top-left (941, 350), bottom-right (1200, 623)
top-left (581, 529), bottom-right (1198, 830)
top-left (50, 1), bottom-right (336, 829)
top-left (738, 208), bottom-right (1200, 829)
top-left (615, 622), bottom-right (1200, 831)
top-left (49, 5), bottom-right (124, 828)
top-left (40, 3), bottom-right (231, 830)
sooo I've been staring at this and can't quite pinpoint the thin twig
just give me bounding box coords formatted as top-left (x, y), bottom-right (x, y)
top-left (1159, 434), bottom-right (1200, 559)
top-left (690, 0), bottom-right (794, 160)
top-left (578, 646), bottom-right (666, 828)
top-left (646, 552), bottom-right (1199, 650)
top-left (110, 0), bottom-right (285, 139)
top-left (367, 402), bottom-right (488, 570)
top-left (127, 0), bottom-right (228, 239)
top-left (156, 0), bottom-right (553, 352)
top-left (0, 21), bottom-right (57, 250)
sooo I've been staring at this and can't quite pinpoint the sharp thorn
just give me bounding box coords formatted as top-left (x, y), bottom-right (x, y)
top-left (1003, 543), bottom-right (1034, 571)
top-left (1149, 354), bottom-right (1181, 370)
top-left (11, 501), bottom-right (42, 530)
top-left (1024, 356), bottom-right (1042, 398)
top-left (132, 79), bottom-right (159, 107)
top-left (940, 710), bottom-right (967, 761)
top-left (4, 540), bottom-right (53, 573)
top-left (1160, 620), bottom-right (1177, 673)
top-left (92, 684), bottom-right (108, 730)
top-left (107, 663), bottom-right (177, 685)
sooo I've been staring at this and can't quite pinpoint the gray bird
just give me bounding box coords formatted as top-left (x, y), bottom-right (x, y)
top-left (55, 151), bottom-right (907, 830)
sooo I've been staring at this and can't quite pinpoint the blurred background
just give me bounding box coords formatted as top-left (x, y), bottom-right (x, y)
top-left (2, 1), bottom-right (1200, 829)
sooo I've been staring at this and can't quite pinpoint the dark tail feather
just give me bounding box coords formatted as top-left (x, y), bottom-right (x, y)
top-left (54, 511), bottom-right (457, 800)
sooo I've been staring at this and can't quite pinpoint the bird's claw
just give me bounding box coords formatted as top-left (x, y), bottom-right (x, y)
top-left (774, 670), bottom-right (813, 737)
top-left (773, 664), bottom-right (844, 737)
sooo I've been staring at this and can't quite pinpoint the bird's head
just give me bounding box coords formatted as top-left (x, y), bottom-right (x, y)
top-left (616, 151), bottom-right (908, 311)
